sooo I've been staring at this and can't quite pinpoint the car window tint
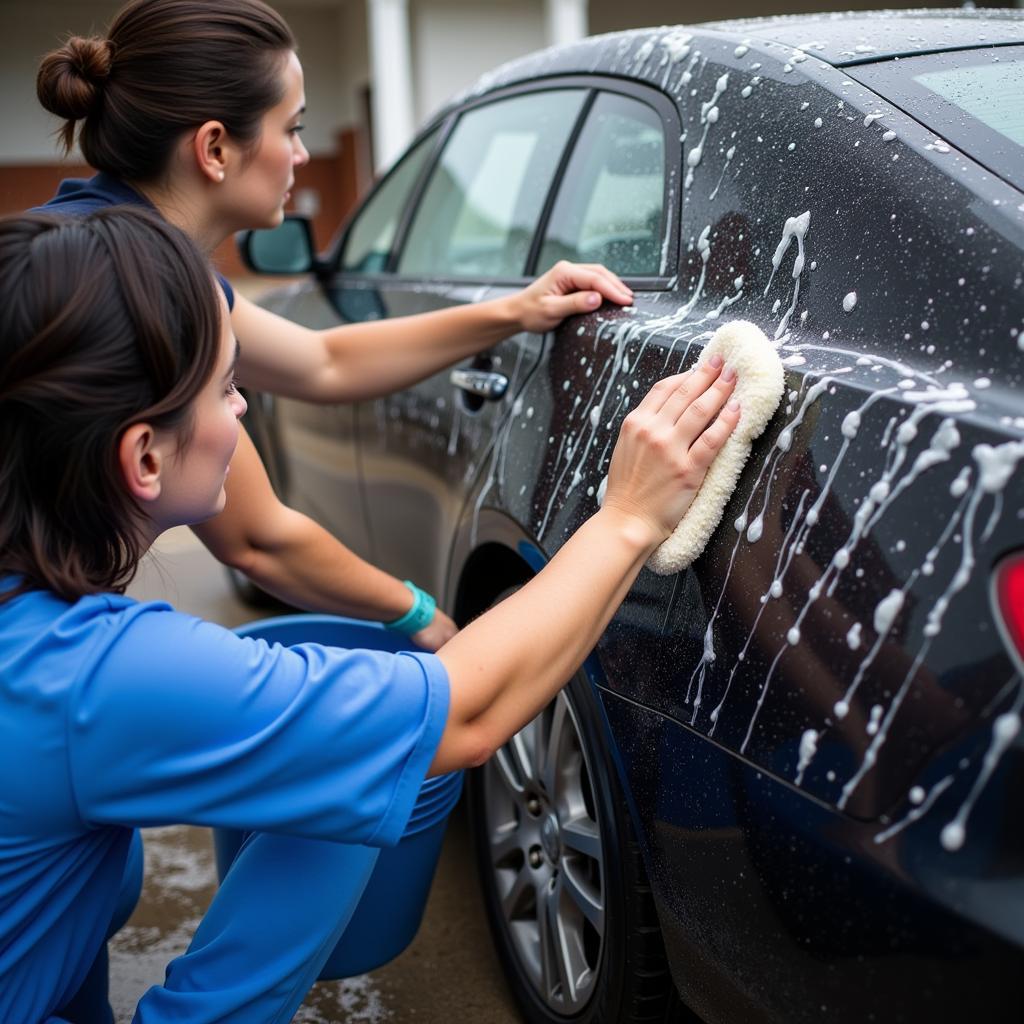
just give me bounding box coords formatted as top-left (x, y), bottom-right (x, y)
top-left (538, 92), bottom-right (666, 277)
top-left (398, 91), bottom-right (587, 279)
top-left (341, 128), bottom-right (439, 273)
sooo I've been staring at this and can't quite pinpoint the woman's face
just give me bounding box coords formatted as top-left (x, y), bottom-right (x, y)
top-left (154, 293), bottom-right (247, 529)
top-left (227, 50), bottom-right (310, 230)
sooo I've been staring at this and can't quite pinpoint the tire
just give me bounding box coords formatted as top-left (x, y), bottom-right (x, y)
top-left (467, 645), bottom-right (686, 1023)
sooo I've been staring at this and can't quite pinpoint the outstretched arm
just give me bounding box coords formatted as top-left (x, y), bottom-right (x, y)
top-left (192, 426), bottom-right (457, 650)
top-left (231, 262), bottom-right (633, 404)
top-left (431, 358), bottom-right (741, 773)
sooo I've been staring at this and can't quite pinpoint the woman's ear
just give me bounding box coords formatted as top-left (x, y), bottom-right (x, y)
top-left (192, 120), bottom-right (230, 184)
top-left (119, 423), bottom-right (163, 504)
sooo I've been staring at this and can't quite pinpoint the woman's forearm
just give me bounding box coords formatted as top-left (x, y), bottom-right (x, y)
top-left (200, 508), bottom-right (415, 620)
top-left (316, 296), bottom-right (521, 402)
top-left (431, 507), bottom-right (656, 773)
top-left (429, 359), bottom-right (741, 775)
top-left (193, 427), bottom-right (414, 621)
top-left (231, 263), bottom-right (632, 404)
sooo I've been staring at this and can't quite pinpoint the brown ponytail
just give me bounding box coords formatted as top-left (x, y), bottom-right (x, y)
top-left (0, 207), bottom-right (222, 603)
top-left (36, 0), bottom-right (295, 184)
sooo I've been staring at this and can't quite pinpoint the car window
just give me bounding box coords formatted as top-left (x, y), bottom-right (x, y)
top-left (538, 92), bottom-right (666, 277)
top-left (397, 90), bottom-right (588, 279)
top-left (849, 46), bottom-right (1024, 192)
top-left (340, 128), bottom-right (439, 273)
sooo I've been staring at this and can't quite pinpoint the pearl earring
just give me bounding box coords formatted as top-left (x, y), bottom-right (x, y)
top-left (217, 171), bottom-right (225, 182)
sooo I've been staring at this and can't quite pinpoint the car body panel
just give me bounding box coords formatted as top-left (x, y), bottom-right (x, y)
top-left (602, 691), bottom-right (1024, 1023)
top-left (255, 12), bottom-right (1024, 1020)
top-left (250, 282), bottom-right (374, 562)
top-left (351, 282), bottom-right (544, 596)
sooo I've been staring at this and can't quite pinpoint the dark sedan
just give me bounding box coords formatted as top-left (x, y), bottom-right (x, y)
top-left (239, 10), bottom-right (1024, 1023)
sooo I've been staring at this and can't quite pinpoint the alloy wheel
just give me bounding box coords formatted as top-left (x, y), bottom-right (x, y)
top-left (481, 690), bottom-right (605, 1014)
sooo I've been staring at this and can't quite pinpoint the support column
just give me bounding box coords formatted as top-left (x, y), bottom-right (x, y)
top-left (367, 0), bottom-right (415, 172)
top-left (544, 0), bottom-right (588, 48)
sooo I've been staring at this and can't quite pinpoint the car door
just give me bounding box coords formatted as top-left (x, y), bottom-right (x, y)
top-left (259, 130), bottom-right (443, 561)
top-left (344, 87), bottom-right (592, 597)
top-left (463, 82), bottom-right (684, 656)
top-left (574, 41), bottom-right (1024, 1024)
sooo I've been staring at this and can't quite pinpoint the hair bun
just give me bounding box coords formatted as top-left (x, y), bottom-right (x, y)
top-left (37, 36), bottom-right (113, 123)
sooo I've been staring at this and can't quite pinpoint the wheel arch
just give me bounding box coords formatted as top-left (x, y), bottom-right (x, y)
top-left (447, 508), bottom-right (541, 626)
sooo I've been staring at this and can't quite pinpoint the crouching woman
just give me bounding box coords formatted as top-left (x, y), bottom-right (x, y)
top-left (0, 208), bottom-right (739, 1022)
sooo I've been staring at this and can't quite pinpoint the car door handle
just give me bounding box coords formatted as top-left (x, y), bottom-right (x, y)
top-left (449, 369), bottom-right (509, 401)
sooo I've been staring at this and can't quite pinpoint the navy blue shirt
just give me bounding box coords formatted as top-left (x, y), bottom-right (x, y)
top-left (0, 585), bottom-right (449, 1021)
top-left (36, 172), bottom-right (235, 310)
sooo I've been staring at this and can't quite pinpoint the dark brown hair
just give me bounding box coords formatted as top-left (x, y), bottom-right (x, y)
top-left (37, 0), bottom-right (295, 183)
top-left (0, 208), bottom-right (222, 603)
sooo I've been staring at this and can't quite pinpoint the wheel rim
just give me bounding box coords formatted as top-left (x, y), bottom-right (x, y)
top-left (482, 690), bottom-right (605, 1014)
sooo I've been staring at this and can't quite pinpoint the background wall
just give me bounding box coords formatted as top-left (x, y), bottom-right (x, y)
top-left (410, 0), bottom-right (546, 123)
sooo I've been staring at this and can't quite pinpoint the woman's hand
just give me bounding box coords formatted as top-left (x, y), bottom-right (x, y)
top-left (412, 608), bottom-right (459, 652)
top-left (508, 261), bottom-right (634, 334)
top-left (601, 356), bottom-right (741, 547)
top-left (432, 359), bottom-right (741, 774)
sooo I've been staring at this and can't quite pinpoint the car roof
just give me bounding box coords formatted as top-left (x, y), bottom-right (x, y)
top-left (452, 9), bottom-right (1024, 112)
top-left (702, 8), bottom-right (1024, 66)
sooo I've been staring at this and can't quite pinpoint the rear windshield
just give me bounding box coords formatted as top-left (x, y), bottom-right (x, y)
top-left (850, 46), bottom-right (1024, 191)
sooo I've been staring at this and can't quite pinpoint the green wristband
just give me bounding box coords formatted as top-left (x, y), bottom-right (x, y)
top-left (386, 581), bottom-right (437, 636)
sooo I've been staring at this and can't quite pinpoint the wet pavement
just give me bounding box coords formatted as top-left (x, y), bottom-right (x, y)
top-left (118, 528), bottom-right (519, 1023)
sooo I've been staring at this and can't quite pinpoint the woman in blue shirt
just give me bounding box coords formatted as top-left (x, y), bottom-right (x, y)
top-left (0, 207), bottom-right (739, 1020)
top-left (34, 0), bottom-right (636, 654)
top-left (29, 2), bottom-right (635, 1018)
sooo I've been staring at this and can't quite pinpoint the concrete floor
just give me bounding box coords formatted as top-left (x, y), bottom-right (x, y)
top-left (116, 527), bottom-right (520, 1023)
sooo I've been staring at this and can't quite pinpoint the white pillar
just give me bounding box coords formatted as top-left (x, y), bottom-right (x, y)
top-left (367, 0), bottom-right (416, 172)
top-left (545, 0), bottom-right (588, 48)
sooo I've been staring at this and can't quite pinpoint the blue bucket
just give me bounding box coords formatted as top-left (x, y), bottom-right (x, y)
top-left (213, 614), bottom-right (462, 979)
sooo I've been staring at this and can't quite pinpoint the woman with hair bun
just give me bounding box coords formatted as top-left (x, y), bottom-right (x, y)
top-left (34, 0), bottom-right (633, 655)
top-left (0, 208), bottom-right (738, 1021)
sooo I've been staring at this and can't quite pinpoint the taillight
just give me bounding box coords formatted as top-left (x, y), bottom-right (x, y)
top-left (994, 553), bottom-right (1024, 673)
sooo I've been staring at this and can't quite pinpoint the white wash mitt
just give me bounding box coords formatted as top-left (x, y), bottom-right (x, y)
top-left (646, 320), bottom-right (785, 575)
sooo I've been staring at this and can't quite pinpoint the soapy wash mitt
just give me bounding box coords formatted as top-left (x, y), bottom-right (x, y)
top-left (646, 320), bottom-right (786, 575)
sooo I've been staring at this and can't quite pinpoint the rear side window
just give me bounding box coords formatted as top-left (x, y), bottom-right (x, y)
top-left (538, 92), bottom-right (666, 277)
top-left (341, 128), bottom-right (439, 273)
top-left (849, 46), bottom-right (1024, 192)
top-left (397, 91), bottom-right (588, 279)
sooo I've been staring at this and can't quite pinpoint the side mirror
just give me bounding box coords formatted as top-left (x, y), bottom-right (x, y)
top-left (237, 215), bottom-right (319, 275)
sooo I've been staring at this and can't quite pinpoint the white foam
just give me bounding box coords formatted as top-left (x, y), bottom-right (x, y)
top-left (795, 728), bottom-right (819, 784)
top-left (975, 440), bottom-right (1024, 494)
top-left (873, 589), bottom-right (904, 634)
top-left (867, 704), bottom-right (883, 736)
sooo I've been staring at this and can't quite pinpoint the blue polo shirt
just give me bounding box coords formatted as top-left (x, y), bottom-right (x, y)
top-left (36, 173), bottom-right (235, 310)
top-left (0, 584), bottom-right (449, 1022)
